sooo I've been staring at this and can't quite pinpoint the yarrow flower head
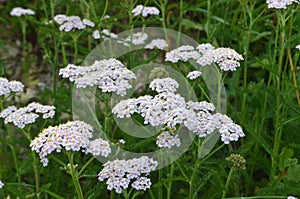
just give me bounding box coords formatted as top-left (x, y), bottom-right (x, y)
top-left (0, 78), bottom-right (24, 96)
top-left (149, 77), bottom-right (179, 93)
top-left (145, 39), bottom-right (168, 50)
top-left (187, 71), bottom-right (202, 80)
top-left (197, 47), bottom-right (244, 71)
top-left (132, 4), bottom-right (160, 17)
top-left (296, 44), bottom-right (300, 50)
top-left (122, 32), bottom-right (148, 46)
top-left (113, 77), bottom-right (245, 146)
top-left (156, 131), bottom-right (181, 148)
top-left (10, 7), bottom-right (35, 17)
top-left (98, 156), bottom-right (158, 194)
top-left (165, 45), bottom-right (200, 63)
top-left (59, 58), bottom-right (136, 96)
top-left (266, 0), bottom-right (300, 9)
top-left (30, 121), bottom-right (111, 166)
top-left (53, 14), bottom-right (94, 32)
top-left (0, 102), bottom-right (55, 129)
top-left (92, 29), bottom-right (118, 40)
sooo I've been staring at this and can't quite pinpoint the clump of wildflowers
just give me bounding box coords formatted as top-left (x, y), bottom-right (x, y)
top-left (0, 102), bottom-right (55, 129)
top-left (53, 14), bottom-right (95, 32)
top-left (266, 0), bottom-right (300, 9)
top-left (10, 7), bottom-right (35, 17)
top-left (0, 78), bottom-right (24, 96)
top-left (197, 47), bottom-right (244, 71)
top-left (98, 156), bottom-right (158, 194)
top-left (187, 71), bottom-right (202, 80)
top-left (165, 45), bottom-right (200, 63)
top-left (59, 58), bottom-right (136, 96)
top-left (132, 5), bottom-right (160, 17)
top-left (145, 39), bottom-right (168, 50)
top-left (30, 121), bottom-right (111, 166)
top-left (113, 77), bottom-right (245, 146)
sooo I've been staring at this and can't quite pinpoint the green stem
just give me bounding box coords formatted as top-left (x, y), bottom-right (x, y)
top-left (68, 153), bottom-right (84, 199)
top-left (271, 11), bottom-right (286, 179)
top-left (78, 157), bottom-right (95, 177)
top-left (22, 129), bottom-right (40, 199)
top-left (221, 168), bottom-right (234, 199)
top-left (167, 163), bottom-right (174, 199)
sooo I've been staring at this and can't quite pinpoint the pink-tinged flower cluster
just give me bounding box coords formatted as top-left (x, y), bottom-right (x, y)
top-left (98, 156), bottom-right (158, 194)
top-left (30, 121), bottom-right (111, 166)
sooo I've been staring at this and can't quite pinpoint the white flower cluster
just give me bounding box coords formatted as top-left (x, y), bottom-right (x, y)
top-left (165, 44), bottom-right (243, 71)
top-left (92, 29), bottom-right (118, 40)
top-left (187, 71), bottom-right (202, 80)
top-left (132, 5), bottom-right (160, 17)
top-left (59, 58), bottom-right (136, 96)
top-left (0, 102), bottom-right (55, 129)
top-left (10, 7), bottom-right (35, 17)
top-left (287, 196), bottom-right (298, 199)
top-left (113, 78), bottom-right (245, 146)
top-left (266, 0), bottom-right (299, 9)
top-left (85, 138), bottom-right (111, 157)
top-left (165, 45), bottom-right (201, 63)
top-left (53, 14), bottom-right (95, 32)
top-left (98, 156), bottom-right (158, 194)
top-left (30, 121), bottom-right (111, 166)
top-left (149, 77), bottom-right (179, 93)
top-left (119, 32), bottom-right (148, 46)
top-left (0, 77), bottom-right (24, 96)
top-left (296, 44), bottom-right (300, 50)
top-left (145, 39), bottom-right (168, 50)
top-left (197, 47), bottom-right (244, 71)
top-left (156, 131), bottom-right (181, 148)
top-left (0, 180), bottom-right (3, 189)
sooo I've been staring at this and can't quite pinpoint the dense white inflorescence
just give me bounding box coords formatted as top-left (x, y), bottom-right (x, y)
top-left (98, 156), bottom-right (158, 194)
top-left (59, 58), bottom-right (136, 96)
top-left (132, 5), bottom-right (160, 17)
top-left (30, 121), bottom-right (111, 166)
top-left (0, 180), bottom-right (3, 189)
top-left (0, 102), bottom-right (55, 129)
top-left (53, 14), bottom-right (94, 32)
top-left (196, 43), bottom-right (215, 54)
top-left (0, 78), bottom-right (24, 96)
top-left (156, 131), bottom-right (181, 148)
top-left (10, 7), bottom-right (35, 17)
top-left (85, 138), bottom-right (111, 157)
top-left (187, 71), bottom-right (202, 80)
top-left (145, 39), bottom-right (168, 50)
top-left (296, 44), bottom-right (300, 50)
top-left (197, 47), bottom-right (244, 71)
top-left (165, 45), bottom-right (201, 63)
top-left (112, 78), bottom-right (245, 147)
top-left (266, 0), bottom-right (300, 9)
